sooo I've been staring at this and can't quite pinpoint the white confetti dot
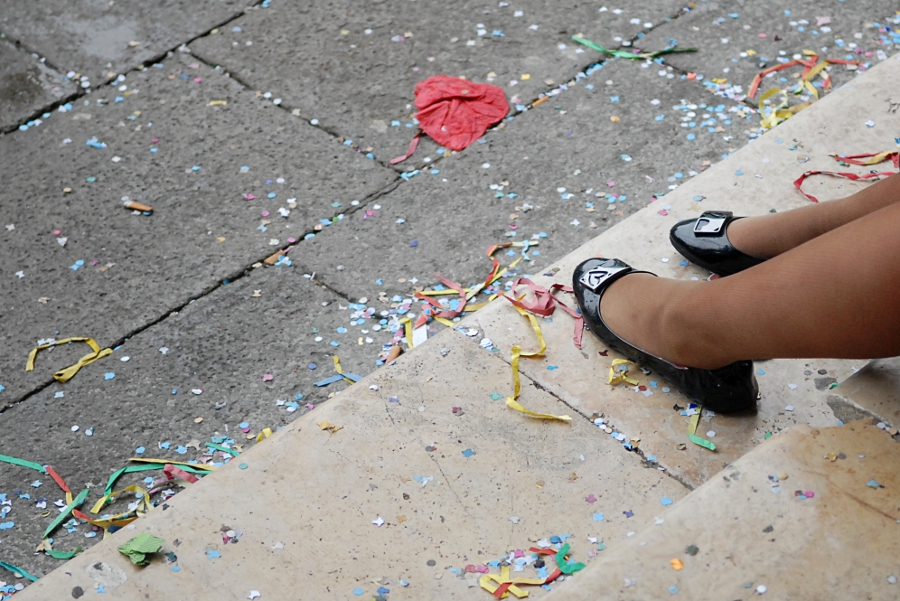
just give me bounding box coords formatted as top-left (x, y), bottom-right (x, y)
top-left (706, 431), bottom-right (716, 438)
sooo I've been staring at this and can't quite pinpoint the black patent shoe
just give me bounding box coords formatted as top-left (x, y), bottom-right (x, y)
top-left (669, 211), bottom-right (765, 276)
top-left (573, 258), bottom-right (759, 414)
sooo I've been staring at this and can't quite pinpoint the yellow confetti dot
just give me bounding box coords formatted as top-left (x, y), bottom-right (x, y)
top-left (610, 115), bottom-right (620, 123)
top-left (671, 558), bottom-right (684, 570)
top-left (194, 417), bottom-right (203, 423)
top-left (63, 187), bottom-right (72, 194)
top-left (520, 74), bottom-right (531, 80)
top-left (340, 29), bottom-right (350, 35)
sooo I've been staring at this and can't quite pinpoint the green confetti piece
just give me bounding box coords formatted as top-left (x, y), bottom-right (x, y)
top-left (205, 443), bottom-right (239, 457)
top-left (688, 433), bottom-right (716, 451)
top-left (118, 533), bottom-right (165, 566)
top-left (572, 35), bottom-right (697, 60)
top-left (0, 453), bottom-right (46, 473)
top-left (555, 543), bottom-right (586, 575)
top-left (43, 489), bottom-right (89, 539)
top-left (0, 560), bottom-right (39, 582)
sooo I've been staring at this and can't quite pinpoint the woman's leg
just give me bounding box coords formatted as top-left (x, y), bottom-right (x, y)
top-left (726, 172), bottom-right (900, 259)
top-left (599, 201), bottom-right (900, 370)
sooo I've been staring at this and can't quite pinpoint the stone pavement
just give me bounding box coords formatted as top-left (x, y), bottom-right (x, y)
top-left (0, 0), bottom-right (899, 595)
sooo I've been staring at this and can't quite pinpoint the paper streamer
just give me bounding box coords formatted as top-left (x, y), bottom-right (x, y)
top-left (608, 358), bottom-right (639, 386)
top-left (44, 488), bottom-right (89, 538)
top-left (572, 35), bottom-right (697, 60)
top-left (794, 152), bottom-right (898, 202)
top-left (90, 484), bottom-right (151, 515)
top-left (479, 563), bottom-right (563, 599)
top-left (504, 306), bottom-right (571, 422)
top-left (0, 561), bottom-right (38, 582)
top-left (688, 410), bottom-right (716, 451)
top-left (25, 337), bottom-right (112, 383)
top-left (44, 465), bottom-right (74, 506)
top-left (163, 463), bottom-right (200, 484)
top-left (555, 543), bottom-right (586, 575)
top-left (0, 453), bottom-right (46, 473)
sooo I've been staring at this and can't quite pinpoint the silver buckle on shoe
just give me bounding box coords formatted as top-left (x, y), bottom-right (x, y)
top-left (579, 266), bottom-right (629, 292)
top-left (693, 216), bottom-right (728, 236)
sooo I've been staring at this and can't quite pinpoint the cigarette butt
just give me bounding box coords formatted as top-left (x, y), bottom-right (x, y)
top-left (263, 250), bottom-right (284, 266)
top-left (124, 200), bottom-right (153, 212)
top-left (384, 345), bottom-right (402, 363)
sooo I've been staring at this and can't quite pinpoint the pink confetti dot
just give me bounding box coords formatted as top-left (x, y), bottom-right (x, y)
top-left (262, 373), bottom-right (274, 381)
top-left (261, 211), bottom-right (270, 217)
top-left (759, 33), bottom-right (767, 38)
top-left (805, 491), bottom-right (814, 498)
top-left (151, 138), bottom-right (159, 143)
top-left (193, 77), bottom-right (202, 83)
top-left (53, 229), bottom-right (61, 235)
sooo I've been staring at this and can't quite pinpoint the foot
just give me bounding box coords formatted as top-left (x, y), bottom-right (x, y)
top-left (598, 272), bottom-right (731, 370)
top-left (724, 217), bottom-right (777, 260)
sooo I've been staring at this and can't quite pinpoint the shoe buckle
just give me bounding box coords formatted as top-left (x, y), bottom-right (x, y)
top-left (693, 216), bottom-right (727, 236)
top-left (579, 265), bottom-right (629, 292)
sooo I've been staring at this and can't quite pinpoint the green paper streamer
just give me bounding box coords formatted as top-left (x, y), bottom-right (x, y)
top-left (0, 453), bottom-right (46, 473)
top-left (571, 35), bottom-right (697, 60)
top-left (43, 489), bottom-right (89, 539)
top-left (104, 464), bottom-right (162, 496)
top-left (0, 560), bottom-right (39, 581)
top-left (688, 433), bottom-right (717, 451)
top-left (205, 443), bottom-right (239, 457)
top-left (555, 543), bottom-right (586, 575)
top-left (43, 545), bottom-right (82, 560)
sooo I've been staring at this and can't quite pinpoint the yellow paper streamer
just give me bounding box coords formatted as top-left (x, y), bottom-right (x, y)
top-left (608, 358), bottom-right (639, 386)
top-left (504, 305), bottom-right (571, 422)
top-left (332, 355), bottom-right (355, 384)
top-left (398, 317), bottom-right (414, 348)
top-left (255, 427), bottom-right (273, 442)
top-left (479, 564), bottom-right (536, 599)
top-left (89, 484), bottom-right (151, 515)
top-left (25, 337), bottom-right (112, 383)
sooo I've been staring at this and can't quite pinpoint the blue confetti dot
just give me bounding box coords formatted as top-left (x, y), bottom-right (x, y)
top-left (239, 463), bottom-right (249, 470)
top-left (353, 589), bottom-right (364, 596)
top-left (410, 240), bottom-right (418, 247)
top-left (192, 165), bottom-right (201, 171)
top-left (240, 422), bottom-right (250, 429)
top-left (136, 446), bottom-right (145, 454)
top-left (757, 369), bottom-right (766, 375)
top-left (593, 513), bottom-right (604, 521)
top-left (462, 449), bottom-right (476, 457)
top-left (669, 585), bottom-right (679, 594)
top-left (308, 363), bottom-right (317, 370)
top-left (735, 170), bottom-right (744, 176)
top-left (294, 393), bottom-right (304, 400)
top-left (104, 372), bottom-right (115, 380)
top-left (172, 566), bottom-right (181, 572)
top-left (547, 365), bottom-right (559, 370)
top-left (660, 496), bottom-right (673, 506)
top-left (686, 133), bottom-right (696, 140)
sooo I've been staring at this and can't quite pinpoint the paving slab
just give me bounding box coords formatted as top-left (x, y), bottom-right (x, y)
top-left (638, 1), bottom-right (900, 103)
top-left (828, 357), bottom-right (900, 429)
top-left (0, 263), bottom-right (405, 578)
top-left (460, 52), bottom-right (900, 487)
top-left (0, 53), bottom-right (396, 404)
top-left (0, 38), bottom-right (77, 133)
top-left (12, 327), bottom-right (688, 599)
top-left (294, 57), bottom-right (743, 306)
top-left (547, 421), bottom-right (900, 600)
top-left (0, 0), bottom-right (253, 87)
top-left (189, 0), bottom-right (689, 163)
